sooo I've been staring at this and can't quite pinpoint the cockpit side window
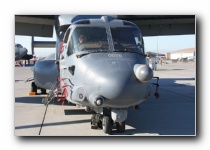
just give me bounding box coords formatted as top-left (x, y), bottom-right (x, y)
top-left (140, 36), bottom-right (145, 53)
top-left (59, 28), bottom-right (71, 59)
top-left (63, 29), bottom-right (70, 44)
top-left (67, 28), bottom-right (77, 56)
top-left (67, 36), bottom-right (74, 56)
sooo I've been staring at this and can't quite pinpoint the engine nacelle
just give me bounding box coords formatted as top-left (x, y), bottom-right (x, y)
top-left (34, 60), bottom-right (58, 89)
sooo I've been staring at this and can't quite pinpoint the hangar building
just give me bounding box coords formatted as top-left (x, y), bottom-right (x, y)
top-left (167, 48), bottom-right (195, 60)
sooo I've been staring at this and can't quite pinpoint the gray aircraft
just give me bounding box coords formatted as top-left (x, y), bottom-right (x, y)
top-left (15, 43), bottom-right (33, 60)
top-left (29, 15), bottom-right (159, 134)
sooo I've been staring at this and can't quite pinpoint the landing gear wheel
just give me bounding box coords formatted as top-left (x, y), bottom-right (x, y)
top-left (41, 88), bottom-right (47, 94)
top-left (116, 121), bottom-right (125, 133)
top-left (98, 119), bottom-right (103, 129)
top-left (31, 82), bottom-right (37, 93)
top-left (102, 116), bottom-right (112, 134)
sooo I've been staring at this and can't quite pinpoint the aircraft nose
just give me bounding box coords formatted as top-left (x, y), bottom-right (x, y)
top-left (133, 64), bottom-right (153, 82)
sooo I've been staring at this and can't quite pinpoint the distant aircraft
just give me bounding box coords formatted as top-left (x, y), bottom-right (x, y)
top-left (15, 43), bottom-right (33, 61)
top-left (146, 51), bottom-right (165, 58)
top-left (26, 15), bottom-right (159, 134)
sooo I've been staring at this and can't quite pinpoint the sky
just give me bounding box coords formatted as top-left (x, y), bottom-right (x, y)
top-left (15, 33), bottom-right (195, 57)
top-left (1, 0), bottom-right (210, 149)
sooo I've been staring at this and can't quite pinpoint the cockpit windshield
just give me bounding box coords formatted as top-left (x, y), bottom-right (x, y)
top-left (68, 27), bottom-right (109, 54)
top-left (67, 26), bottom-right (144, 56)
top-left (110, 27), bottom-right (144, 53)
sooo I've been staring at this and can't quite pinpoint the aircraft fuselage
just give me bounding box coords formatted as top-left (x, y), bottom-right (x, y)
top-left (32, 15), bottom-right (154, 134)
top-left (58, 16), bottom-right (153, 125)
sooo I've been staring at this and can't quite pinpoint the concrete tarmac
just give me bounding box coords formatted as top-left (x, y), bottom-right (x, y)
top-left (14, 62), bottom-right (196, 136)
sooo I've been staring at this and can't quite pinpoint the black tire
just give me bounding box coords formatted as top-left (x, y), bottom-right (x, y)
top-left (98, 120), bottom-right (103, 129)
top-left (41, 88), bottom-right (47, 94)
top-left (31, 82), bottom-right (37, 93)
top-left (102, 116), bottom-right (112, 134)
top-left (116, 121), bottom-right (125, 133)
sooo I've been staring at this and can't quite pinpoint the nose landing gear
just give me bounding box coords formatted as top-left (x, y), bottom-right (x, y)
top-left (90, 113), bottom-right (126, 134)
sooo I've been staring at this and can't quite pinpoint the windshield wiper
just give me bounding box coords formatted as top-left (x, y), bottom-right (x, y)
top-left (76, 50), bottom-right (109, 58)
top-left (76, 51), bottom-right (90, 58)
top-left (113, 49), bottom-right (146, 56)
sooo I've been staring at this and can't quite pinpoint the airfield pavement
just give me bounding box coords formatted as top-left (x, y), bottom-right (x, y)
top-left (14, 61), bottom-right (196, 136)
